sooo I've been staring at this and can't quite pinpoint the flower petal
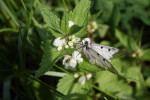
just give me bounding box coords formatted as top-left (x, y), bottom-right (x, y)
top-left (57, 46), bottom-right (62, 51)
top-left (69, 21), bottom-right (74, 27)
top-left (53, 37), bottom-right (61, 47)
top-left (78, 75), bottom-right (86, 85)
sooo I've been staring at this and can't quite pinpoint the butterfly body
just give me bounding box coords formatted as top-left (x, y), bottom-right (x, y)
top-left (77, 38), bottom-right (124, 74)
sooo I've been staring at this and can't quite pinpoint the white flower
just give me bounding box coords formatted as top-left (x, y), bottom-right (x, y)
top-left (78, 75), bottom-right (86, 85)
top-left (69, 21), bottom-right (74, 27)
top-left (64, 58), bottom-right (77, 70)
top-left (86, 73), bottom-right (92, 80)
top-left (72, 51), bottom-right (83, 63)
top-left (57, 46), bottom-right (62, 51)
top-left (53, 37), bottom-right (65, 51)
top-left (63, 51), bottom-right (83, 71)
top-left (65, 45), bottom-right (69, 49)
top-left (63, 55), bottom-right (77, 71)
top-left (74, 73), bottom-right (79, 78)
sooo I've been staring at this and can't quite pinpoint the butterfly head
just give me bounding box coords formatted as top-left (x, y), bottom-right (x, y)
top-left (76, 38), bottom-right (91, 51)
top-left (82, 38), bottom-right (91, 47)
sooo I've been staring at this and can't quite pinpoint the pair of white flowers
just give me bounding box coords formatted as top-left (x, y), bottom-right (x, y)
top-left (74, 73), bottom-right (92, 85)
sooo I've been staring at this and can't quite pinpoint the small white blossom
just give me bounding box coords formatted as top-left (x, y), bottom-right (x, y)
top-left (63, 51), bottom-right (83, 71)
top-left (53, 37), bottom-right (65, 51)
top-left (87, 21), bottom-right (98, 33)
top-left (57, 46), bottom-right (62, 51)
top-left (63, 55), bottom-right (77, 70)
top-left (72, 51), bottom-right (83, 63)
top-left (69, 58), bottom-right (77, 68)
top-left (69, 21), bottom-right (74, 27)
top-left (86, 73), bottom-right (92, 80)
top-left (78, 75), bottom-right (86, 85)
top-left (64, 58), bottom-right (77, 70)
top-left (68, 41), bottom-right (74, 47)
top-left (74, 73), bottom-right (79, 78)
top-left (65, 45), bottom-right (69, 49)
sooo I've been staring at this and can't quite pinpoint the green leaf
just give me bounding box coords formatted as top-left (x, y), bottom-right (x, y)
top-left (0, 0), bottom-right (19, 26)
top-left (95, 71), bottom-right (133, 100)
top-left (58, 94), bottom-right (92, 100)
top-left (49, 29), bottom-right (63, 37)
top-left (78, 61), bottom-right (101, 73)
top-left (94, 0), bottom-right (113, 23)
top-left (44, 71), bottom-right (68, 77)
top-left (146, 77), bottom-right (150, 87)
top-left (37, 1), bottom-right (62, 33)
top-left (0, 28), bottom-right (19, 33)
top-left (125, 67), bottom-right (146, 99)
top-left (115, 29), bottom-right (128, 48)
top-left (69, 0), bottom-right (90, 26)
top-left (91, 10), bottom-right (103, 21)
top-left (97, 24), bottom-right (109, 38)
top-left (109, 5), bottom-right (120, 28)
top-left (57, 75), bottom-right (92, 95)
top-left (61, 11), bottom-right (69, 33)
top-left (35, 40), bottom-right (74, 78)
top-left (136, 27), bottom-right (143, 48)
top-left (67, 26), bottom-right (87, 38)
top-left (74, 26), bottom-right (87, 38)
top-left (140, 49), bottom-right (150, 61)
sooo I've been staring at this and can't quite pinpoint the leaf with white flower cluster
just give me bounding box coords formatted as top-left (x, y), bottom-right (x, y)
top-left (35, 40), bottom-right (74, 78)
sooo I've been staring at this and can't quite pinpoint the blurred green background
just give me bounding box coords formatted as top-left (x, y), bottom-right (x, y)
top-left (0, 0), bottom-right (150, 100)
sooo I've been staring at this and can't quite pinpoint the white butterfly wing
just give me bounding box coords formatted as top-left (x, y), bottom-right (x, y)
top-left (91, 43), bottom-right (122, 61)
top-left (83, 47), bottom-right (118, 74)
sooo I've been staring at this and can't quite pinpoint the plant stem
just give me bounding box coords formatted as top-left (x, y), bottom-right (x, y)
top-left (54, 64), bottom-right (72, 75)
top-left (92, 85), bottom-right (119, 100)
top-left (62, 0), bottom-right (68, 10)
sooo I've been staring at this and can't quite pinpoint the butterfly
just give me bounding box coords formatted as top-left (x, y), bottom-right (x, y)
top-left (76, 38), bottom-right (125, 74)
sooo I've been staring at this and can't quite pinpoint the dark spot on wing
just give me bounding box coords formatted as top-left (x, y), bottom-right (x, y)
top-left (103, 59), bottom-right (105, 61)
top-left (97, 52), bottom-right (99, 55)
top-left (108, 49), bottom-right (111, 51)
top-left (101, 46), bottom-right (103, 49)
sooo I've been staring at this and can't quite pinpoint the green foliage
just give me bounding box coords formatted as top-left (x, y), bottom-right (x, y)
top-left (37, 2), bottom-right (62, 33)
top-left (141, 49), bottom-right (150, 61)
top-left (95, 71), bottom-right (133, 100)
top-left (78, 61), bottom-right (101, 72)
top-left (0, 0), bottom-right (150, 100)
top-left (69, 0), bottom-right (90, 26)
